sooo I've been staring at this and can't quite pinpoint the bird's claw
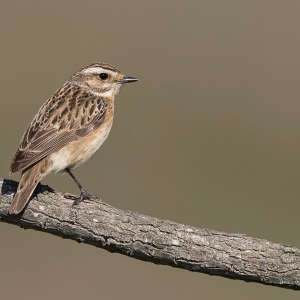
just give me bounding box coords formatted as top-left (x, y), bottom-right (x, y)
top-left (72, 189), bottom-right (99, 206)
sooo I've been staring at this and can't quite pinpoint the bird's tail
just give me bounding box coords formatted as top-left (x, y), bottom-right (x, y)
top-left (9, 160), bottom-right (49, 215)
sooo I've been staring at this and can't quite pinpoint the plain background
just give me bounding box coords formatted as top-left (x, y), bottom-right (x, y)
top-left (1, 1), bottom-right (299, 299)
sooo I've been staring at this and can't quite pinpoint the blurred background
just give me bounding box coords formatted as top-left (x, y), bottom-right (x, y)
top-left (1, 1), bottom-right (299, 299)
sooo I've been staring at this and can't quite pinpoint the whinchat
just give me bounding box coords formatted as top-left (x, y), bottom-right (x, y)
top-left (9, 63), bottom-right (138, 215)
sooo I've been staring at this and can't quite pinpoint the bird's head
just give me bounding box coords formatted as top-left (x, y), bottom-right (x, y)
top-left (71, 62), bottom-right (139, 98)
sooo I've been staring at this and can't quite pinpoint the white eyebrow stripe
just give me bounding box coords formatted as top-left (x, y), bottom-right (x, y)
top-left (83, 67), bottom-right (108, 74)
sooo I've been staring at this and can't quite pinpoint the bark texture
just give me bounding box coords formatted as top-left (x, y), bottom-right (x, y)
top-left (1, 178), bottom-right (299, 290)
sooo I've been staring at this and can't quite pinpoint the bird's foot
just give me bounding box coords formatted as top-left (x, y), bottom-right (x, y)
top-left (72, 189), bottom-right (99, 206)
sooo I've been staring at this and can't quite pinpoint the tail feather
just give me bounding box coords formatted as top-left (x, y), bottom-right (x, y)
top-left (9, 159), bottom-right (50, 214)
top-left (9, 180), bottom-right (39, 214)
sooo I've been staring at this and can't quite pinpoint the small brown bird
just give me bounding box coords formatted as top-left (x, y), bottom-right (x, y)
top-left (9, 63), bottom-right (138, 214)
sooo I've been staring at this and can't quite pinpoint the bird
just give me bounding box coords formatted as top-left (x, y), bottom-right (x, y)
top-left (9, 62), bottom-right (139, 215)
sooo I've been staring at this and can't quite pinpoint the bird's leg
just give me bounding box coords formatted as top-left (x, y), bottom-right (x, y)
top-left (66, 168), bottom-right (98, 206)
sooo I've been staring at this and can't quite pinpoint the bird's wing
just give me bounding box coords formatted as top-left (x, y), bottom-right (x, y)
top-left (10, 85), bottom-right (108, 173)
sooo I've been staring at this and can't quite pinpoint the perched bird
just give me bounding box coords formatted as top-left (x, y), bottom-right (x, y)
top-left (9, 63), bottom-right (138, 215)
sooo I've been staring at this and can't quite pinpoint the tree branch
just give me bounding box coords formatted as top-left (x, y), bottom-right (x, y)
top-left (0, 178), bottom-right (299, 290)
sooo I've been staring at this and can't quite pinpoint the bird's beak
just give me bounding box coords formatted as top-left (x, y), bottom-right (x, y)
top-left (118, 76), bottom-right (139, 84)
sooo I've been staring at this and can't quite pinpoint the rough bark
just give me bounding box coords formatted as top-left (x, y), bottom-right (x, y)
top-left (0, 178), bottom-right (299, 290)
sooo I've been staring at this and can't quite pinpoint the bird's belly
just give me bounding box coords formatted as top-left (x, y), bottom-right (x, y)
top-left (49, 121), bottom-right (113, 174)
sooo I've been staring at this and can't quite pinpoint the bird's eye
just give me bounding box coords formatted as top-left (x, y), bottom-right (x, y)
top-left (99, 73), bottom-right (109, 80)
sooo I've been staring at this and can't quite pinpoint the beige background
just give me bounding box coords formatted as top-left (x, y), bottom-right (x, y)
top-left (0, 1), bottom-right (299, 299)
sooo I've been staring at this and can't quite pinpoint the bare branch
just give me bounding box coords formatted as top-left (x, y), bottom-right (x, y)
top-left (1, 178), bottom-right (299, 290)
